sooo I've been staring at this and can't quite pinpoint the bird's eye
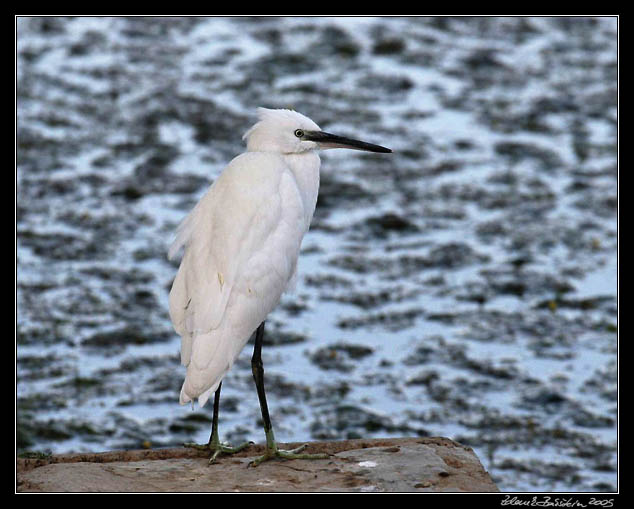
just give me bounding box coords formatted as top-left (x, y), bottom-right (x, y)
top-left (294, 129), bottom-right (304, 138)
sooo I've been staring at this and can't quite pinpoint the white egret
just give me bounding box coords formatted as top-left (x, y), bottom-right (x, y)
top-left (168, 107), bottom-right (391, 466)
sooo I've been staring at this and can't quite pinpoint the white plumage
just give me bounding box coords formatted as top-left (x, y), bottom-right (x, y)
top-left (168, 107), bottom-right (391, 416)
top-left (168, 108), bottom-right (321, 407)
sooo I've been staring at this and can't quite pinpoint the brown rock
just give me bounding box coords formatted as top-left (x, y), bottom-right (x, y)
top-left (17, 437), bottom-right (498, 493)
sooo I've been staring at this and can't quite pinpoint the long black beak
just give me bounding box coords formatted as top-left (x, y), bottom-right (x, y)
top-left (304, 130), bottom-right (392, 153)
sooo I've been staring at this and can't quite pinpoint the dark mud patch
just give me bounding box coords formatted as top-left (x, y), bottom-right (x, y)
top-left (309, 342), bottom-right (374, 372)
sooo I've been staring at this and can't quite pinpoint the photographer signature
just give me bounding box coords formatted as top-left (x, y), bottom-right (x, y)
top-left (501, 496), bottom-right (614, 508)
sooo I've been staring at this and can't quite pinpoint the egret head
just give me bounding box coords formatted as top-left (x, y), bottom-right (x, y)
top-left (244, 108), bottom-right (392, 154)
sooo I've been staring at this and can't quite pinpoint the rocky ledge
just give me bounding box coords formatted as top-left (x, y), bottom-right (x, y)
top-left (17, 437), bottom-right (498, 493)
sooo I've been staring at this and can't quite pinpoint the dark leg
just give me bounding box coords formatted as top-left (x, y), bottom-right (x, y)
top-left (249, 321), bottom-right (329, 467)
top-left (184, 381), bottom-right (252, 464)
top-left (209, 382), bottom-right (222, 443)
top-left (252, 322), bottom-right (274, 438)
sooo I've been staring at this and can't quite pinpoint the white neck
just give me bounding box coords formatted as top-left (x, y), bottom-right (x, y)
top-left (282, 152), bottom-right (321, 232)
